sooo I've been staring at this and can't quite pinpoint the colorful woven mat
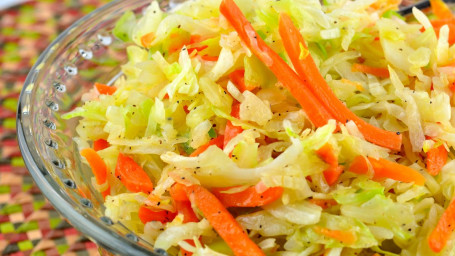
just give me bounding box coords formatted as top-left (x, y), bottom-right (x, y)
top-left (0, 0), bottom-right (427, 256)
top-left (0, 1), bottom-right (111, 255)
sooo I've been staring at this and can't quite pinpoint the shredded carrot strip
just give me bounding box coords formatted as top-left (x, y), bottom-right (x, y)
top-left (316, 144), bottom-right (337, 166)
top-left (170, 183), bottom-right (190, 202)
top-left (426, 144), bottom-right (448, 176)
top-left (189, 34), bottom-right (202, 44)
top-left (309, 198), bottom-right (338, 209)
top-left (168, 36), bottom-right (191, 54)
top-left (211, 185), bottom-right (283, 207)
top-left (93, 139), bottom-right (109, 151)
top-left (314, 226), bottom-right (357, 245)
top-left (114, 153), bottom-right (154, 193)
top-left (190, 135), bottom-right (224, 157)
top-left (316, 144), bottom-right (343, 185)
top-left (430, 0), bottom-right (454, 20)
top-left (224, 102), bottom-right (243, 148)
top-left (95, 82), bottom-right (117, 95)
top-left (185, 184), bottom-right (265, 256)
top-left (220, 0), bottom-right (334, 128)
top-left (138, 206), bottom-right (177, 224)
top-left (170, 183), bottom-right (200, 256)
top-left (229, 69), bottom-right (258, 92)
top-left (80, 148), bottom-right (110, 198)
top-left (352, 63), bottom-right (390, 78)
top-left (224, 122), bottom-right (243, 149)
top-left (349, 156), bottom-right (426, 186)
top-left (341, 78), bottom-right (364, 91)
top-left (324, 166), bottom-right (344, 186)
top-left (431, 19), bottom-right (455, 45)
top-left (428, 198), bottom-right (455, 252)
top-left (173, 196), bottom-right (201, 255)
top-left (278, 13), bottom-right (401, 150)
top-left (187, 45), bottom-right (208, 54)
top-left (200, 55), bottom-right (219, 61)
top-left (140, 32), bottom-right (155, 48)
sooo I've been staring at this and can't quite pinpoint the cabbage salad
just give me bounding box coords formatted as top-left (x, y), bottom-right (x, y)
top-left (63, 0), bottom-right (455, 255)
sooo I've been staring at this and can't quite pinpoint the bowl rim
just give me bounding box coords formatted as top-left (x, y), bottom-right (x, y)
top-left (16, 0), bottom-right (161, 255)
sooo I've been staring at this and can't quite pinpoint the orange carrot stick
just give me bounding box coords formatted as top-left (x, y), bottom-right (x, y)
top-left (184, 184), bottom-right (265, 256)
top-left (95, 82), bottom-right (117, 95)
top-left (323, 166), bottom-right (345, 186)
top-left (309, 198), bottom-right (338, 209)
top-left (211, 186), bottom-right (283, 208)
top-left (190, 135), bottom-right (224, 157)
top-left (351, 63), bottom-right (390, 78)
top-left (93, 139), bottom-right (109, 151)
top-left (80, 148), bottom-right (110, 198)
top-left (138, 206), bottom-right (177, 224)
top-left (316, 144), bottom-right (343, 185)
top-left (175, 200), bottom-right (201, 256)
top-left (220, 0), bottom-right (334, 128)
top-left (229, 69), bottom-right (257, 92)
top-left (316, 144), bottom-right (338, 166)
top-left (170, 183), bottom-right (190, 202)
top-left (278, 13), bottom-right (401, 150)
top-left (175, 200), bottom-right (199, 223)
top-left (200, 55), bottom-right (219, 62)
top-left (190, 34), bottom-right (203, 44)
top-left (114, 153), bottom-right (154, 193)
top-left (430, 0), bottom-right (454, 20)
top-left (431, 19), bottom-right (455, 44)
top-left (349, 156), bottom-right (426, 186)
top-left (374, 157), bottom-right (426, 185)
top-left (188, 34), bottom-right (208, 51)
top-left (230, 101), bottom-right (241, 119)
top-left (187, 45), bottom-right (209, 55)
top-left (181, 239), bottom-right (197, 256)
top-left (171, 183), bottom-right (200, 256)
top-left (140, 32), bottom-right (155, 48)
top-left (428, 198), bottom-right (455, 252)
top-left (426, 144), bottom-right (448, 176)
top-left (224, 122), bottom-right (243, 148)
top-left (224, 102), bottom-right (243, 148)
top-left (314, 226), bottom-right (357, 245)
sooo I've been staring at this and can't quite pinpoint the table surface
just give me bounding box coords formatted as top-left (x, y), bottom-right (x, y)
top-left (0, 1), bottom-right (111, 255)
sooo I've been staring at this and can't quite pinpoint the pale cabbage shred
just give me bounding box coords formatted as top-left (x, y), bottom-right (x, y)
top-left (61, 0), bottom-right (455, 255)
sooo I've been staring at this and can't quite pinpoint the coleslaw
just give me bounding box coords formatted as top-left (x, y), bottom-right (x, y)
top-left (63, 0), bottom-right (455, 255)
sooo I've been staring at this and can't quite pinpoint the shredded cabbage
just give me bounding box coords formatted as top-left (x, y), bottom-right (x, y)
top-left (65, 0), bottom-right (455, 255)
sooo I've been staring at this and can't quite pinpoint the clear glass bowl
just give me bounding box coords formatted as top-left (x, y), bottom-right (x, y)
top-left (16, 0), bottom-right (184, 254)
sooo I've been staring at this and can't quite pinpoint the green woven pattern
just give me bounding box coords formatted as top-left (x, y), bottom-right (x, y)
top-left (0, 1), bottom-right (111, 255)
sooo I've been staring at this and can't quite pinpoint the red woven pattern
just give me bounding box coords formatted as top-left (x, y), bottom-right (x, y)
top-left (0, 1), bottom-right (111, 255)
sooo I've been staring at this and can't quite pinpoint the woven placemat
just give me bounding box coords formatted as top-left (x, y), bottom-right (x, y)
top-left (0, 1), bottom-right (111, 255)
top-left (0, 0), bottom-right (426, 255)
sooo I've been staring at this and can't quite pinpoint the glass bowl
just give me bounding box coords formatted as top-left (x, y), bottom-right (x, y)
top-left (16, 0), bottom-right (184, 254)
